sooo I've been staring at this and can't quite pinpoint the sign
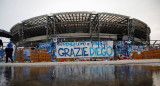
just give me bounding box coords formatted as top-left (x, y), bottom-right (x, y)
top-left (56, 41), bottom-right (114, 58)
top-left (39, 40), bottom-right (56, 52)
top-left (23, 49), bottom-right (30, 56)
top-left (131, 45), bottom-right (145, 51)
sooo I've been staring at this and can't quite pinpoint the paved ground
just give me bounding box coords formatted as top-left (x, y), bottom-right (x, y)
top-left (0, 59), bottom-right (160, 66)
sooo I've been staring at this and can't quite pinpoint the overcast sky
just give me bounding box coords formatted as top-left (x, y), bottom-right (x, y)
top-left (0, 0), bottom-right (160, 43)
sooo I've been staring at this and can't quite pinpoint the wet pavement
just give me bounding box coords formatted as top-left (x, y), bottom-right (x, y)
top-left (0, 64), bottom-right (160, 86)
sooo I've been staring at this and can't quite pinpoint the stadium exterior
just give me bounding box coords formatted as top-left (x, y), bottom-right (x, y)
top-left (10, 12), bottom-right (151, 46)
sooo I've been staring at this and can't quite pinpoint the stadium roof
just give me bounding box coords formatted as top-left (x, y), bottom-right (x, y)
top-left (10, 11), bottom-right (150, 43)
top-left (0, 29), bottom-right (12, 38)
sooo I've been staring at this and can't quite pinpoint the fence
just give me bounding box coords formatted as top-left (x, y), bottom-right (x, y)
top-left (131, 47), bottom-right (160, 59)
top-left (30, 48), bottom-right (51, 62)
top-left (1, 40), bottom-right (160, 62)
top-left (14, 48), bottom-right (24, 62)
top-left (14, 47), bottom-right (51, 62)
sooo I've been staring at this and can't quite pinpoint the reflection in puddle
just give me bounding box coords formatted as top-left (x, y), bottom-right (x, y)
top-left (0, 65), bottom-right (160, 86)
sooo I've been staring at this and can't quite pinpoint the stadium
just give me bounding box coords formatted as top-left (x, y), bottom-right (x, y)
top-left (10, 11), bottom-right (151, 47)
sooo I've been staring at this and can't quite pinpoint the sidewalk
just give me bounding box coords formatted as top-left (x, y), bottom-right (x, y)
top-left (0, 59), bottom-right (160, 67)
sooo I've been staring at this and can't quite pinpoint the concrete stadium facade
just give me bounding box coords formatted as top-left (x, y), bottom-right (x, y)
top-left (10, 11), bottom-right (151, 46)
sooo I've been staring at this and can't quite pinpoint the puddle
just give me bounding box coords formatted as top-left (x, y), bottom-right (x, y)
top-left (0, 64), bottom-right (160, 86)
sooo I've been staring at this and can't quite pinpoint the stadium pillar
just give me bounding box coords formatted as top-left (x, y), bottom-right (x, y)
top-left (53, 16), bottom-right (56, 37)
top-left (96, 14), bottom-right (100, 47)
top-left (131, 19), bottom-right (135, 44)
top-left (18, 23), bottom-right (24, 47)
top-left (148, 36), bottom-right (150, 45)
top-left (98, 21), bottom-right (100, 45)
top-left (46, 16), bottom-right (49, 42)
top-left (21, 23), bottom-right (23, 46)
top-left (90, 13), bottom-right (98, 42)
top-left (89, 14), bottom-right (92, 42)
top-left (127, 18), bottom-right (130, 40)
top-left (146, 27), bottom-right (150, 45)
top-left (22, 23), bottom-right (24, 46)
top-left (46, 27), bottom-right (48, 42)
top-left (18, 24), bottom-right (21, 46)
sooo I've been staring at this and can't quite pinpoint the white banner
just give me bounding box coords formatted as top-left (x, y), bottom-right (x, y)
top-left (56, 41), bottom-right (114, 58)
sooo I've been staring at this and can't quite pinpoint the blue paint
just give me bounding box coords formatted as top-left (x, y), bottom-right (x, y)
top-left (83, 47), bottom-right (88, 56)
top-left (80, 42), bottom-right (86, 46)
top-left (87, 43), bottom-right (90, 46)
top-left (96, 47), bottom-right (102, 56)
top-left (90, 46), bottom-right (113, 56)
top-left (92, 41), bottom-right (105, 46)
top-left (106, 46), bottom-right (113, 56)
top-left (101, 47), bottom-right (107, 56)
top-left (58, 48), bottom-right (64, 56)
top-left (93, 41), bottom-right (98, 45)
top-left (90, 47), bottom-right (95, 56)
top-left (58, 47), bottom-right (89, 57)
top-left (64, 48), bottom-right (70, 57)
top-left (70, 48), bottom-right (75, 57)
top-left (74, 47), bottom-right (81, 56)
top-left (57, 42), bottom-right (73, 46)
top-left (57, 42), bottom-right (89, 47)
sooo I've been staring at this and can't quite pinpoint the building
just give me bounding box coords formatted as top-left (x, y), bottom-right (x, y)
top-left (10, 11), bottom-right (151, 47)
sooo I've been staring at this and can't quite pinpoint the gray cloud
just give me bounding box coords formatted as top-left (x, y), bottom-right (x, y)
top-left (0, 0), bottom-right (160, 42)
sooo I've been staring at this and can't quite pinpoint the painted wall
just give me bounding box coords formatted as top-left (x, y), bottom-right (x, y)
top-left (56, 41), bottom-right (114, 58)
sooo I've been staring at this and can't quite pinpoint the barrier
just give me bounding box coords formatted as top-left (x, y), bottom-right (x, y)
top-left (132, 48), bottom-right (160, 59)
top-left (14, 47), bottom-right (51, 62)
top-left (30, 49), bottom-right (51, 62)
top-left (14, 48), bottom-right (23, 62)
top-left (13, 44), bottom-right (160, 62)
top-left (30, 49), bottom-right (39, 62)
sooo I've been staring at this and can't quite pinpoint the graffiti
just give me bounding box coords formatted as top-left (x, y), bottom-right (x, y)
top-left (40, 39), bottom-right (56, 61)
top-left (90, 46), bottom-right (113, 56)
top-left (58, 47), bottom-right (89, 57)
top-left (40, 43), bottom-right (52, 51)
top-left (40, 39), bottom-right (56, 52)
top-left (56, 41), bottom-right (114, 58)
top-left (57, 42), bottom-right (90, 47)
